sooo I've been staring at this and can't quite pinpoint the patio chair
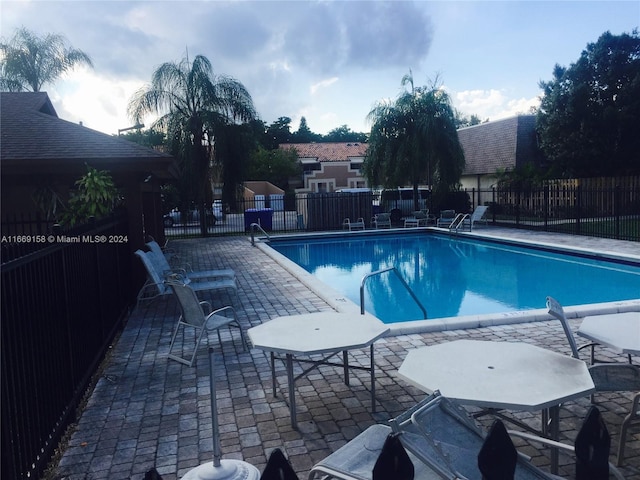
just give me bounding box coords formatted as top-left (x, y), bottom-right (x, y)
top-left (343, 218), bottom-right (366, 231)
top-left (134, 250), bottom-right (237, 307)
top-left (436, 210), bottom-right (456, 228)
top-left (404, 211), bottom-right (432, 228)
top-left (146, 240), bottom-right (236, 281)
top-left (546, 296), bottom-right (640, 466)
top-left (389, 391), bottom-right (557, 479)
top-left (461, 205), bottom-right (489, 231)
top-left (166, 278), bottom-right (246, 366)
top-left (308, 424), bottom-right (436, 480)
top-left (616, 391), bottom-right (640, 467)
top-left (372, 213), bottom-right (392, 229)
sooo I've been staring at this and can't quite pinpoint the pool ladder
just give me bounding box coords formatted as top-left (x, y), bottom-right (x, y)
top-left (360, 267), bottom-right (427, 319)
top-left (250, 222), bottom-right (271, 246)
top-left (448, 213), bottom-right (470, 232)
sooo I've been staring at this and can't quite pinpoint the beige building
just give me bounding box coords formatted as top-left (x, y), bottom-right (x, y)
top-left (457, 115), bottom-right (542, 205)
top-left (281, 117), bottom-right (541, 204)
top-left (280, 142), bottom-right (368, 193)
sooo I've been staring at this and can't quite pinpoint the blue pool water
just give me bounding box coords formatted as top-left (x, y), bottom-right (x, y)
top-left (270, 233), bottom-right (640, 323)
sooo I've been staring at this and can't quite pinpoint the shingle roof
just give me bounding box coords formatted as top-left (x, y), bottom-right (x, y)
top-left (1, 92), bottom-right (176, 178)
top-left (279, 142), bottom-right (367, 162)
top-left (457, 115), bottom-right (539, 175)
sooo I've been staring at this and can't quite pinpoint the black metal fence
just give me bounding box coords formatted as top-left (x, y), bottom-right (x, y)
top-left (165, 182), bottom-right (640, 242)
top-left (1, 214), bottom-right (132, 480)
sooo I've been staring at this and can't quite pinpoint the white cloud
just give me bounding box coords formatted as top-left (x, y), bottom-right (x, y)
top-left (52, 67), bottom-right (145, 135)
top-left (454, 89), bottom-right (541, 121)
top-left (310, 77), bottom-right (339, 95)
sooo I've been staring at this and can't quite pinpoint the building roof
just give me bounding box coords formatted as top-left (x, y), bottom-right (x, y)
top-left (1, 92), bottom-right (177, 179)
top-left (280, 142), bottom-right (367, 162)
top-left (457, 115), bottom-right (539, 176)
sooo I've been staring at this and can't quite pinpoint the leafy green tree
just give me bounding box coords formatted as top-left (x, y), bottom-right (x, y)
top-left (364, 72), bottom-right (465, 210)
top-left (322, 124), bottom-right (367, 143)
top-left (454, 111), bottom-right (485, 128)
top-left (128, 54), bottom-right (256, 234)
top-left (264, 116), bottom-right (293, 149)
top-left (214, 122), bottom-right (257, 210)
top-left (291, 116), bottom-right (322, 143)
top-left (118, 128), bottom-right (165, 149)
top-left (247, 145), bottom-right (301, 190)
top-left (537, 30), bottom-right (640, 177)
top-left (0, 27), bottom-right (93, 92)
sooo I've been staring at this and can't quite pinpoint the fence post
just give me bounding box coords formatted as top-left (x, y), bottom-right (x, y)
top-left (615, 184), bottom-right (621, 239)
top-left (576, 185), bottom-right (581, 235)
top-left (543, 184), bottom-right (549, 228)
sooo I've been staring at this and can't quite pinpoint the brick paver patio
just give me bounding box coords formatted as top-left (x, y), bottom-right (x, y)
top-left (54, 228), bottom-right (640, 479)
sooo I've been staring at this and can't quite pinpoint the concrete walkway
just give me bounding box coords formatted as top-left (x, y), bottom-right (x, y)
top-left (54, 228), bottom-right (639, 479)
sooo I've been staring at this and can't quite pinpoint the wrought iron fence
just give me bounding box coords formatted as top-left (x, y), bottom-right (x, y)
top-left (1, 180), bottom-right (637, 477)
top-left (1, 214), bottom-right (131, 479)
top-left (165, 184), bottom-right (640, 242)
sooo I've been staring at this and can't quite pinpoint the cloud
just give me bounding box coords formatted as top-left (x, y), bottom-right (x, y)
top-left (310, 77), bottom-right (339, 95)
top-left (282, 1), bottom-right (433, 74)
top-left (454, 89), bottom-right (541, 121)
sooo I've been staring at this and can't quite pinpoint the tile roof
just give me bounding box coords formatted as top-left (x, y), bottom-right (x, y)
top-left (1, 92), bottom-right (176, 178)
top-left (279, 142), bottom-right (367, 162)
top-left (457, 115), bottom-right (539, 175)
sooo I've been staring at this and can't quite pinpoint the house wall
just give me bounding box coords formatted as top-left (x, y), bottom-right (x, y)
top-left (298, 160), bottom-right (367, 193)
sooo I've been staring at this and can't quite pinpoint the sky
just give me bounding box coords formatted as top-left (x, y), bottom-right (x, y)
top-left (1, 1), bottom-right (639, 136)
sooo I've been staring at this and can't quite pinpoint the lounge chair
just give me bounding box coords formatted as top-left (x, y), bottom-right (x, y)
top-left (308, 424), bottom-right (436, 480)
top-left (372, 213), bottom-right (392, 229)
top-left (166, 278), bottom-right (246, 366)
top-left (146, 240), bottom-right (235, 281)
top-left (134, 250), bottom-right (237, 307)
top-left (461, 205), bottom-right (489, 231)
top-left (546, 296), bottom-right (640, 466)
top-left (404, 210), bottom-right (432, 228)
top-left (309, 391), bottom-right (623, 479)
top-left (342, 218), bottom-right (365, 231)
top-left (436, 209), bottom-right (456, 228)
top-left (389, 391), bottom-right (557, 479)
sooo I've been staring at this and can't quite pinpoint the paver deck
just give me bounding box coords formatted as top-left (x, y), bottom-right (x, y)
top-left (53, 228), bottom-right (640, 479)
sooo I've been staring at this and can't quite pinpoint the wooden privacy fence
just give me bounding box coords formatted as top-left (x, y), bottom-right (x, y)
top-left (1, 214), bottom-right (132, 480)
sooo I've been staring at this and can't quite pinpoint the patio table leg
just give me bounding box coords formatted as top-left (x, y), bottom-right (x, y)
top-left (286, 353), bottom-right (297, 429)
top-left (370, 344), bottom-right (376, 413)
top-left (548, 405), bottom-right (560, 474)
top-left (343, 351), bottom-right (349, 385)
top-left (271, 352), bottom-right (276, 398)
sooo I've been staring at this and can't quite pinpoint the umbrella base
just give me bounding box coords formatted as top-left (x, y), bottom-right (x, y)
top-left (181, 459), bottom-right (261, 480)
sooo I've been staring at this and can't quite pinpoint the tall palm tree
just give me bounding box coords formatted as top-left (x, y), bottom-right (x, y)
top-left (128, 54), bottom-right (256, 234)
top-left (364, 72), bottom-right (465, 211)
top-left (0, 27), bottom-right (93, 92)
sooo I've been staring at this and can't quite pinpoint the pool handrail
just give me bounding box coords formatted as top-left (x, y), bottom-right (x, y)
top-left (360, 267), bottom-right (427, 319)
top-left (449, 213), bottom-right (469, 232)
top-left (250, 222), bottom-right (271, 246)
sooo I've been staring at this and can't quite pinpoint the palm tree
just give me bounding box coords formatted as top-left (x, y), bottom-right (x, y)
top-left (0, 27), bottom-right (93, 92)
top-left (128, 54), bottom-right (256, 234)
top-left (364, 72), bottom-right (465, 211)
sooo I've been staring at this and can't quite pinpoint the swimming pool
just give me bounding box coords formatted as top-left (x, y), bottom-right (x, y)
top-left (266, 231), bottom-right (640, 327)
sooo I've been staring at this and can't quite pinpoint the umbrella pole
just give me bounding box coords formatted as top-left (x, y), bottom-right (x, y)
top-left (181, 348), bottom-right (260, 480)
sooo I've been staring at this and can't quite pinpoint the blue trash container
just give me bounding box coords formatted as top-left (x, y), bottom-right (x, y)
top-left (257, 208), bottom-right (273, 231)
top-left (244, 209), bottom-right (260, 231)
